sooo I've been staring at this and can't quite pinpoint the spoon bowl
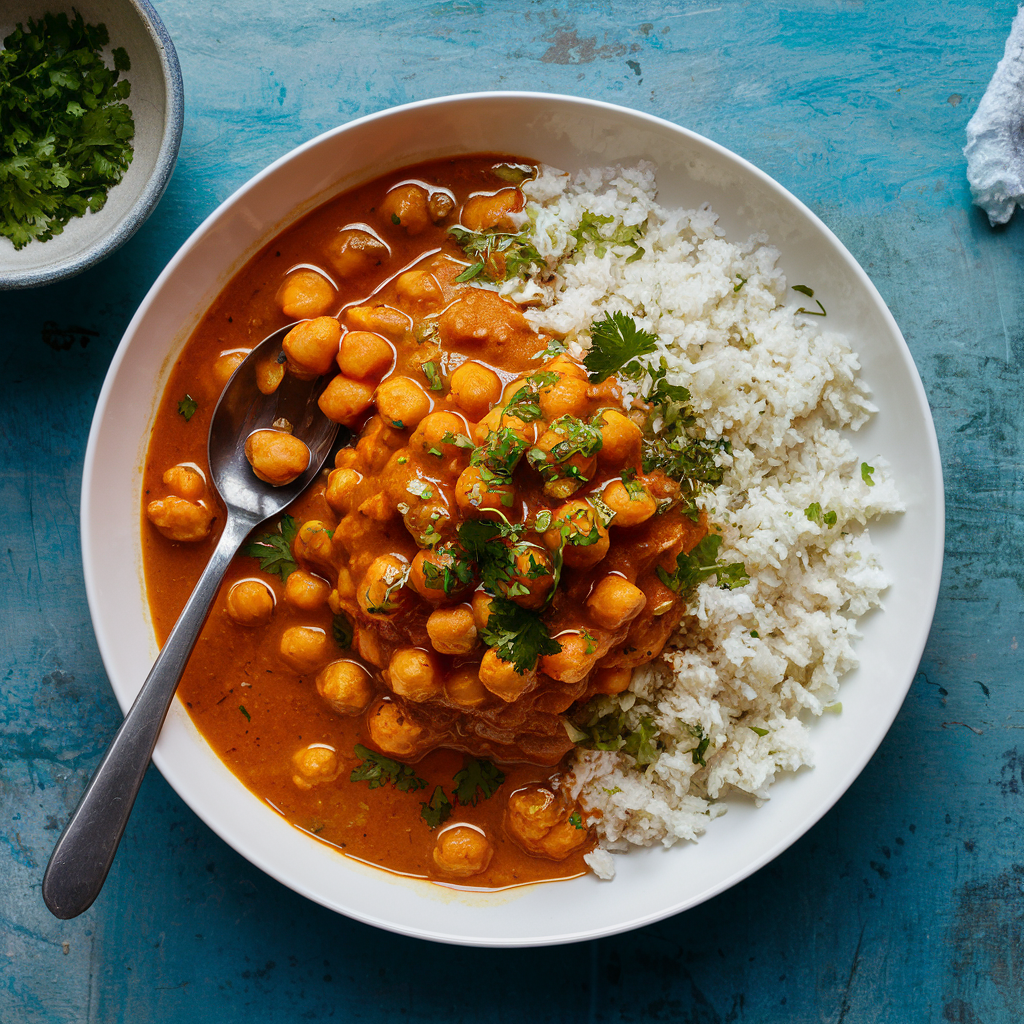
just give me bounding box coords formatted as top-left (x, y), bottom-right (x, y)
top-left (42, 324), bottom-right (340, 919)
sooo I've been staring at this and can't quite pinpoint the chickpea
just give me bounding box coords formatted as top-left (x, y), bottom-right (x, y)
top-left (594, 409), bottom-right (642, 465)
top-left (478, 648), bottom-right (535, 702)
top-left (543, 500), bottom-right (609, 569)
top-left (460, 188), bottom-right (524, 232)
top-left (473, 407), bottom-right (540, 447)
top-left (471, 590), bottom-right (494, 631)
top-left (293, 519), bottom-right (334, 571)
top-left (277, 268), bottom-right (336, 319)
top-left (344, 304), bottom-right (411, 339)
top-left (316, 659), bottom-right (375, 715)
top-left (387, 647), bottom-right (443, 702)
top-left (601, 479), bottom-right (657, 527)
top-left (528, 423), bottom-right (598, 497)
top-left (543, 354), bottom-right (588, 382)
top-left (409, 544), bottom-right (474, 604)
top-left (428, 191), bottom-right (455, 222)
top-left (336, 331), bottom-right (394, 381)
top-left (279, 626), bottom-right (329, 673)
top-left (432, 825), bottom-right (494, 877)
top-left (410, 410), bottom-right (473, 455)
top-left (449, 361), bottom-right (501, 420)
top-left (586, 575), bottom-right (647, 630)
top-left (357, 554), bottom-right (411, 618)
top-left (323, 228), bottom-right (390, 278)
top-left (335, 566), bottom-right (356, 600)
top-left (325, 467), bottom-right (362, 514)
top-left (455, 465), bottom-right (514, 520)
top-left (367, 699), bottom-right (427, 758)
top-left (444, 665), bottom-right (490, 708)
top-left (285, 570), bottom-right (331, 610)
top-left (162, 464), bottom-right (205, 501)
top-left (376, 376), bottom-right (432, 430)
top-left (540, 632), bottom-right (599, 684)
top-left (381, 183), bottom-right (432, 235)
top-left (211, 350), bottom-right (247, 391)
top-left (395, 270), bottom-right (442, 309)
top-left (427, 604), bottom-right (478, 655)
top-left (538, 374), bottom-right (590, 421)
top-left (501, 544), bottom-right (553, 609)
top-left (402, 498), bottom-right (453, 548)
top-left (505, 785), bottom-right (588, 860)
top-left (226, 579), bottom-right (275, 625)
top-left (244, 429), bottom-right (311, 486)
top-left (282, 316), bottom-right (342, 377)
top-left (591, 665), bottom-right (634, 695)
top-left (146, 496), bottom-right (214, 542)
top-left (292, 744), bottom-right (340, 790)
top-left (318, 374), bottom-right (376, 427)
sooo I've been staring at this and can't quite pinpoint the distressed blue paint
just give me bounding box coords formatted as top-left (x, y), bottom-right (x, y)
top-left (2, 0), bottom-right (1023, 1020)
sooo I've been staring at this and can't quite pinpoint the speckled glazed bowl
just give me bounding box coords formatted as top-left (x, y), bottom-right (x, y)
top-left (0, 0), bottom-right (183, 290)
top-left (82, 93), bottom-right (944, 946)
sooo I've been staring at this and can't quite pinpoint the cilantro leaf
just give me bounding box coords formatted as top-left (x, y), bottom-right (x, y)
top-left (239, 705), bottom-right (250, 722)
top-left (0, 12), bottom-right (135, 249)
top-left (420, 786), bottom-right (453, 829)
top-left (350, 744), bottom-right (427, 792)
top-left (584, 311), bottom-right (659, 382)
top-left (241, 516), bottom-right (299, 581)
top-left (689, 724), bottom-right (710, 766)
top-left (177, 395), bottom-right (198, 421)
top-left (657, 534), bottom-right (749, 595)
top-left (861, 462), bottom-right (875, 486)
top-left (569, 812), bottom-right (584, 830)
top-left (452, 758), bottom-right (505, 806)
top-left (572, 709), bottom-right (662, 766)
top-left (478, 597), bottom-right (561, 674)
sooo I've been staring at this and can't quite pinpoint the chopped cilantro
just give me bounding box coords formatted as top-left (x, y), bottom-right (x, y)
top-left (0, 13), bottom-right (135, 250)
top-left (452, 759), bottom-right (505, 806)
top-left (421, 542), bottom-right (476, 596)
top-left (689, 724), bottom-right (710, 766)
top-left (241, 516), bottom-right (299, 581)
top-left (239, 705), bottom-right (250, 722)
top-left (569, 812), bottom-right (584, 830)
top-left (861, 462), bottom-right (875, 486)
top-left (584, 310), bottom-right (659, 383)
top-left (792, 284), bottom-right (815, 297)
top-left (440, 429), bottom-right (476, 450)
top-left (580, 628), bottom-right (597, 655)
top-left (391, 212), bottom-right (401, 225)
top-left (472, 426), bottom-right (529, 477)
top-left (350, 744), bottom-right (427, 792)
top-left (570, 211), bottom-right (646, 262)
top-left (422, 361), bottom-right (444, 391)
top-left (573, 709), bottom-right (661, 766)
top-left (749, 726), bottom-right (769, 737)
top-left (657, 534), bottom-right (749, 595)
top-left (448, 225), bottom-right (543, 283)
top-left (420, 786), bottom-right (453, 830)
top-left (363, 561), bottom-right (410, 615)
top-left (734, 275), bottom-right (748, 292)
top-left (478, 596), bottom-right (561, 674)
top-left (178, 395), bottom-right (198, 421)
top-left (502, 371), bottom-right (560, 422)
top-left (804, 503), bottom-right (837, 527)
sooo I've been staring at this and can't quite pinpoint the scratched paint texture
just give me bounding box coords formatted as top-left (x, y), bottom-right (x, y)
top-left (2, 1), bottom-right (1023, 1020)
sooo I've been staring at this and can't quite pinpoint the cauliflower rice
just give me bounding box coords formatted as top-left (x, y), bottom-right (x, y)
top-left (508, 164), bottom-right (904, 878)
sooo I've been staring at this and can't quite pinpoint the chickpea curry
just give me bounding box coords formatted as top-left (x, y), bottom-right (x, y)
top-left (143, 156), bottom-right (712, 888)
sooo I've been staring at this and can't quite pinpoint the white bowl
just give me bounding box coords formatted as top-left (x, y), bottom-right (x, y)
top-left (0, 0), bottom-right (183, 289)
top-left (82, 93), bottom-right (944, 946)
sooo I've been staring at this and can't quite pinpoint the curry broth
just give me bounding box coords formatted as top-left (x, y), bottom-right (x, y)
top-left (144, 157), bottom-right (603, 888)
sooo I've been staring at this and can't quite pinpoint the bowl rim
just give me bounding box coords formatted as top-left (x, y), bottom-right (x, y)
top-left (81, 90), bottom-right (945, 945)
top-left (0, 0), bottom-right (185, 290)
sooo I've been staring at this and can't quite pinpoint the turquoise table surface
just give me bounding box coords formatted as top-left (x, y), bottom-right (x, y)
top-left (4, 1), bottom-right (1024, 1020)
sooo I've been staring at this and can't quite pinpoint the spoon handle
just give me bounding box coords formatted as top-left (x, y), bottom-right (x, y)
top-left (42, 512), bottom-right (256, 919)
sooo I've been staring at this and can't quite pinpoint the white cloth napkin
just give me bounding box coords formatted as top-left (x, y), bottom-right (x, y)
top-left (965, 6), bottom-right (1024, 225)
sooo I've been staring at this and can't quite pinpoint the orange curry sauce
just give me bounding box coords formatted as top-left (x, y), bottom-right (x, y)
top-left (142, 156), bottom-right (706, 889)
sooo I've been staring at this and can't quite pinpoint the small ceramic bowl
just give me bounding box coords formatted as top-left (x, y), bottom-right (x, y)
top-left (0, 0), bottom-right (183, 290)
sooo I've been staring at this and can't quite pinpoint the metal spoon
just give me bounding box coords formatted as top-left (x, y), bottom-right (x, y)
top-left (42, 324), bottom-right (340, 919)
